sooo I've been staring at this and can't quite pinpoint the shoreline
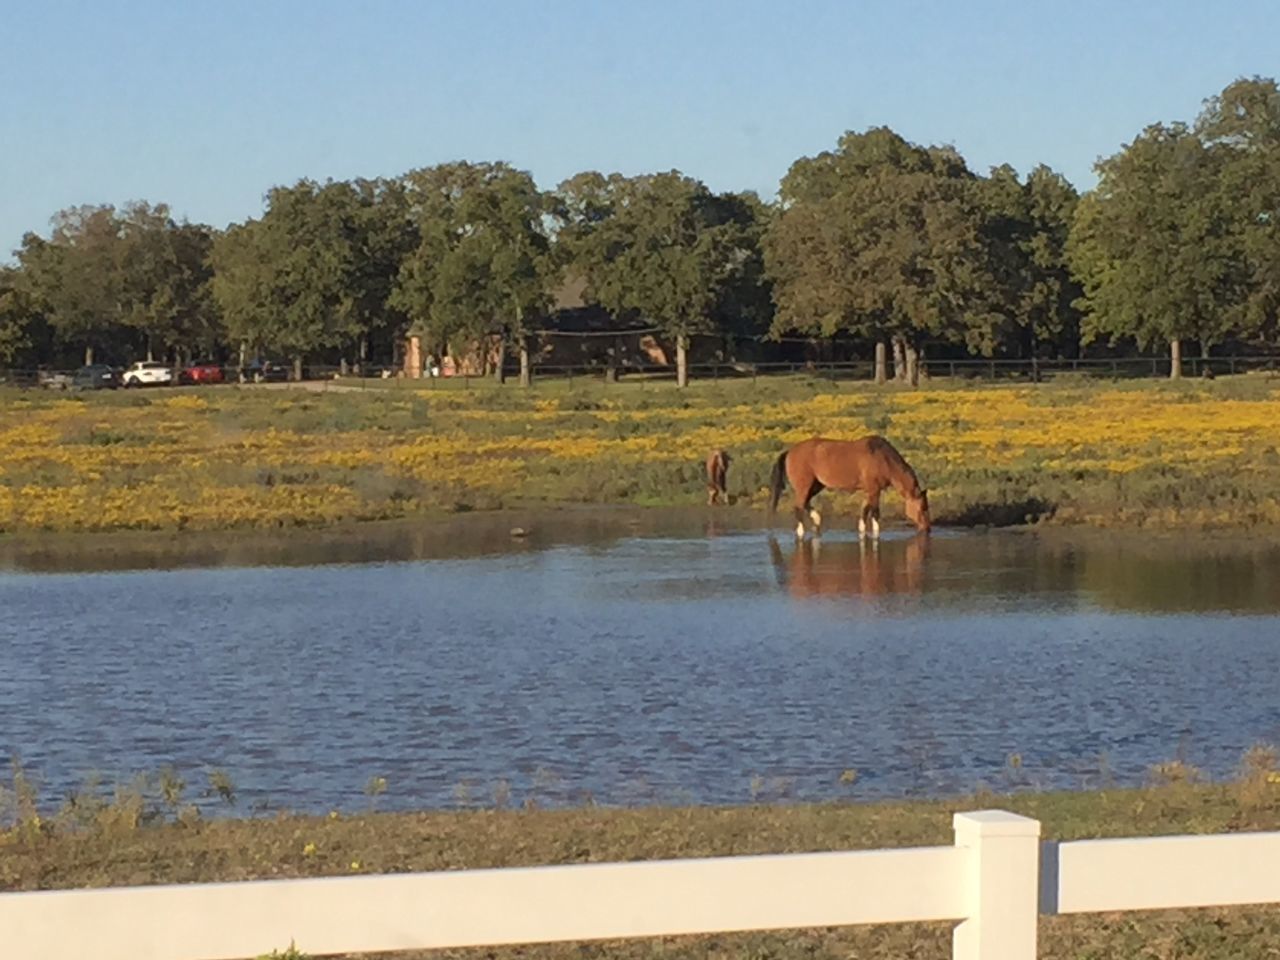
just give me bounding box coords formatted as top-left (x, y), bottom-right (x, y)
top-left (5, 504), bottom-right (1280, 575)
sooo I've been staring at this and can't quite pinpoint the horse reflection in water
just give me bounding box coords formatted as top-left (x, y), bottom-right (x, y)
top-left (769, 534), bottom-right (930, 600)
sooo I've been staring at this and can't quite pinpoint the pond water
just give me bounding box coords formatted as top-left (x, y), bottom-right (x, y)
top-left (2, 515), bottom-right (1279, 813)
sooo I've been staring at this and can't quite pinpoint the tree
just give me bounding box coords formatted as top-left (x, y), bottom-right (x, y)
top-left (345, 178), bottom-right (418, 368)
top-left (0, 267), bottom-right (40, 364)
top-left (979, 164), bottom-right (1082, 372)
top-left (765, 128), bottom-right (1000, 385)
top-left (116, 202), bottom-right (220, 362)
top-left (1068, 122), bottom-right (1240, 377)
top-left (16, 203), bottom-right (218, 366)
top-left (393, 162), bottom-right (555, 385)
top-left (211, 180), bottom-right (384, 378)
top-left (555, 170), bottom-right (762, 387)
top-left (1195, 77), bottom-right (1280, 346)
top-left (17, 206), bottom-right (127, 365)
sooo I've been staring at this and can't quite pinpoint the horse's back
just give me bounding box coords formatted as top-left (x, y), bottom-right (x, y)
top-left (790, 435), bottom-right (904, 489)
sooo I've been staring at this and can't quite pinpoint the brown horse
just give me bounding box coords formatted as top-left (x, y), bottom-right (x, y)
top-left (769, 435), bottom-right (930, 538)
top-left (705, 449), bottom-right (731, 505)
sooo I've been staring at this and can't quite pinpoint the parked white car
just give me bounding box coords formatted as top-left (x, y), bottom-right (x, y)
top-left (122, 361), bottom-right (174, 388)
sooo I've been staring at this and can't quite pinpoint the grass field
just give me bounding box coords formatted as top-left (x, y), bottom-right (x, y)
top-left (3, 373), bottom-right (1280, 534)
top-left (4, 759), bottom-right (1280, 959)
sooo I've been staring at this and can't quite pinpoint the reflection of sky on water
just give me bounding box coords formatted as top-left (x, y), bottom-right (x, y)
top-left (2, 526), bottom-right (1279, 813)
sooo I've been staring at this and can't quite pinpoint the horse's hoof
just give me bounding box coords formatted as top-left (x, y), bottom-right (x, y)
top-left (795, 522), bottom-right (805, 539)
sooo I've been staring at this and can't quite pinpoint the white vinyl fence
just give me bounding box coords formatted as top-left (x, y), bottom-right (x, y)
top-left (2, 809), bottom-right (1279, 960)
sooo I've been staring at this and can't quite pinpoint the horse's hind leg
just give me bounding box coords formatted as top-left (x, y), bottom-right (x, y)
top-left (806, 479), bottom-right (826, 535)
top-left (791, 483), bottom-right (824, 539)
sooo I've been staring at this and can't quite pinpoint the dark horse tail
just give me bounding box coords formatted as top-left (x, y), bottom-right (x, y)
top-left (768, 451), bottom-right (788, 514)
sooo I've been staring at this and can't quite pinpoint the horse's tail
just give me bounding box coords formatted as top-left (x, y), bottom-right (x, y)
top-left (768, 451), bottom-right (788, 515)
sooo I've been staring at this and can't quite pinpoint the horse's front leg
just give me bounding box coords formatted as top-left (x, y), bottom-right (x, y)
top-left (859, 492), bottom-right (882, 540)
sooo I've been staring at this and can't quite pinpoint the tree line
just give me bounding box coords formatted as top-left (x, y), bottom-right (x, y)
top-left (2, 77), bottom-right (1278, 385)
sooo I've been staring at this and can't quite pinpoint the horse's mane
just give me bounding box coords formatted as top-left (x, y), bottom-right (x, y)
top-left (866, 435), bottom-right (923, 497)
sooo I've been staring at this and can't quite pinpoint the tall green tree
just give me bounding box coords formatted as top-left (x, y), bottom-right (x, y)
top-left (17, 205), bottom-right (127, 365)
top-left (979, 164), bottom-right (1082, 369)
top-left (0, 267), bottom-right (41, 364)
top-left (212, 179), bottom-right (389, 377)
top-left (1068, 122), bottom-right (1239, 377)
top-left (16, 203), bottom-right (218, 366)
top-left (393, 162), bottom-right (555, 385)
top-left (116, 202), bottom-right (220, 361)
top-left (1195, 77), bottom-right (1280, 346)
top-left (555, 170), bottom-right (763, 386)
top-left (345, 177), bottom-right (418, 367)
top-left (765, 128), bottom-right (1000, 385)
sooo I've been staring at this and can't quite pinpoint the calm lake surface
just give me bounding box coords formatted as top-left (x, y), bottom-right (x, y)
top-left (3, 514), bottom-right (1280, 813)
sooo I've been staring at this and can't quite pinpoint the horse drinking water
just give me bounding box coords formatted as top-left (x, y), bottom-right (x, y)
top-left (769, 436), bottom-right (931, 539)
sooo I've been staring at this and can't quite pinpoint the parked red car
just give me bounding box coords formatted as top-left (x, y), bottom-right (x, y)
top-left (180, 360), bottom-right (225, 385)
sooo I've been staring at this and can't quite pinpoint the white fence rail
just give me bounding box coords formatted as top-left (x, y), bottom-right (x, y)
top-left (1, 809), bottom-right (1278, 960)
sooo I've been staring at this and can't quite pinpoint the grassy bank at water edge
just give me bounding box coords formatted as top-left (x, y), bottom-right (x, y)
top-left (4, 755), bottom-right (1280, 959)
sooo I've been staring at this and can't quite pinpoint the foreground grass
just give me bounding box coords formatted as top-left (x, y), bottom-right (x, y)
top-left (5, 775), bottom-right (1280, 959)
top-left (4, 373), bottom-right (1280, 533)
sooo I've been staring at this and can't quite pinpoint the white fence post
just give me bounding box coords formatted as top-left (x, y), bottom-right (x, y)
top-left (952, 810), bottom-right (1041, 960)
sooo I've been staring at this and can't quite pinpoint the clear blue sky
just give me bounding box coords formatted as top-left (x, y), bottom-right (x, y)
top-left (2, 0), bottom-right (1276, 260)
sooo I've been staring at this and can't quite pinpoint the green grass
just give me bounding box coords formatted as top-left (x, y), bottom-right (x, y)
top-left (4, 759), bottom-right (1280, 958)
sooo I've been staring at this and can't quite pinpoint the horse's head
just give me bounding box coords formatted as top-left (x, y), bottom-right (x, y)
top-left (905, 489), bottom-right (931, 533)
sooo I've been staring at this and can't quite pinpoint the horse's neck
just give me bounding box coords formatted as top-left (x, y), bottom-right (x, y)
top-left (889, 465), bottom-right (920, 499)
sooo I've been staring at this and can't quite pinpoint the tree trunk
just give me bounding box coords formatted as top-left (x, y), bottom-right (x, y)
top-left (339, 357), bottom-right (349, 377)
top-left (676, 334), bottom-right (689, 388)
top-left (85, 345), bottom-right (94, 366)
top-left (519, 338), bottom-right (531, 388)
top-left (874, 341), bottom-right (887, 385)
top-left (905, 342), bottom-right (920, 387)
top-left (1170, 338), bottom-right (1182, 380)
top-left (146, 338), bottom-right (154, 362)
top-left (293, 356), bottom-right (303, 382)
top-left (494, 337), bottom-right (506, 384)
top-left (892, 337), bottom-right (907, 382)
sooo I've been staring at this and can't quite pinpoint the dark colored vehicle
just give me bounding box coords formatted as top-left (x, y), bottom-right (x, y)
top-left (238, 359), bottom-right (291, 383)
top-left (181, 360), bottom-right (226, 385)
top-left (72, 364), bottom-right (120, 390)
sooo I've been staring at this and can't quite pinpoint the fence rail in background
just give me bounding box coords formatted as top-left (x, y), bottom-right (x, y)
top-left (5, 355), bottom-right (1280, 392)
top-left (3, 810), bottom-right (1280, 960)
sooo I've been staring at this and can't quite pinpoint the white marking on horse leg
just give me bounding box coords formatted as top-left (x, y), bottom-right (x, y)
top-left (795, 521), bottom-right (805, 539)
top-left (809, 509), bottom-right (822, 530)
top-left (857, 516), bottom-right (867, 539)
top-left (871, 517), bottom-right (881, 540)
